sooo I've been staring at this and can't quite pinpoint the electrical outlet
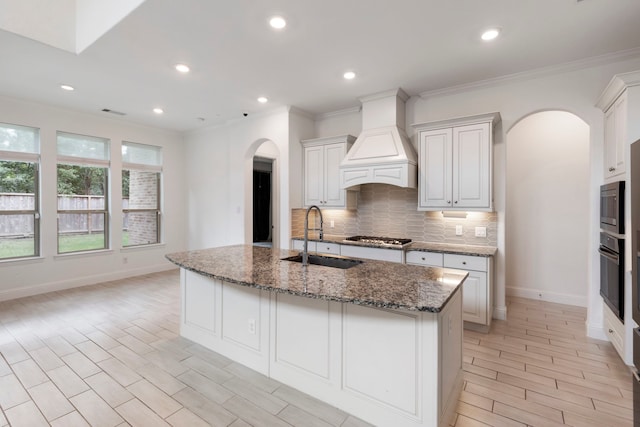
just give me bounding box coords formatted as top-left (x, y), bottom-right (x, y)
top-left (455, 225), bottom-right (463, 236)
top-left (475, 227), bottom-right (487, 237)
top-left (247, 318), bottom-right (256, 334)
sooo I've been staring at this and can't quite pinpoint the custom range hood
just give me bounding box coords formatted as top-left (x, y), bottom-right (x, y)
top-left (340, 88), bottom-right (418, 189)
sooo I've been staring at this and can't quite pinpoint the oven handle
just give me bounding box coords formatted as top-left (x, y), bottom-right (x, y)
top-left (598, 247), bottom-right (619, 263)
top-left (633, 368), bottom-right (640, 382)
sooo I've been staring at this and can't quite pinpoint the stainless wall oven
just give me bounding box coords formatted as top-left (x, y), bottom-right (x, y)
top-left (601, 181), bottom-right (625, 235)
top-left (599, 231), bottom-right (625, 321)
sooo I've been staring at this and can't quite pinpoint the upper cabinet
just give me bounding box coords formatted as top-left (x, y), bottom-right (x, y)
top-left (413, 113), bottom-right (501, 211)
top-left (603, 92), bottom-right (627, 178)
top-left (597, 71), bottom-right (640, 180)
top-left (302, 135), bottom-right (357, 209)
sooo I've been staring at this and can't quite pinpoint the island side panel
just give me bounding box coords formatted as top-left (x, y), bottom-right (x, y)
top-left (181, 269), bottom-right (270, 374)
top-left (437, 287), bottom-right (463, 427)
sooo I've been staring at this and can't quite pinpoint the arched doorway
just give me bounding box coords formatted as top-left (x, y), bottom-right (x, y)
top-left (506, 111), bottom-right (589, 305)
top-left (246, 140), bottom-right (280, 249)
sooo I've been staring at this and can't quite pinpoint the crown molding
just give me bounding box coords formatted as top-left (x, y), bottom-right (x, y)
top-left (314, 105), bottom-right (362, 121)
top-left (595, 70), bottom-right (640, 111)
top-left (419, 47), bottom-right (640, 99)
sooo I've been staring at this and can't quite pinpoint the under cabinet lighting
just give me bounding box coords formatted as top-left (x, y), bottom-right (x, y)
top-left (441, 211), bottom-right (468, 219)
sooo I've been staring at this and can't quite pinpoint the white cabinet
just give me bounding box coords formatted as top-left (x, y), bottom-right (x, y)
top-left (603, 92), bottom-right (627, 178)
top-left (413, 113), bottom-right (500, 211)
top-left (291, 239), bottom-right (340, 255)
top-left (302, 135), bottom-right (357, 209)
top-left (340, 244), bottom-right (404, 263)
top-left (407, 250), bottom-right (493, 331)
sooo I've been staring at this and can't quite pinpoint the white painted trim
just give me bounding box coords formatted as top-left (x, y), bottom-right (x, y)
top-left (419, 47), bottom-right (640, 99)
top-left (587, 322), bottom-right (608, 341)
top-left (492, 305), bottom-right (507, 321)
top-left (506, 286), bottom-right (587, 307)
top-left (0, 264), bottom-right (177, 302)
top-left (315, 105), bottom-right (361, 121)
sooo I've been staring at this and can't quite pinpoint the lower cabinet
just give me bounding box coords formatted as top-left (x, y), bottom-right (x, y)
top-left (407, 250), bottom-right (493, 331)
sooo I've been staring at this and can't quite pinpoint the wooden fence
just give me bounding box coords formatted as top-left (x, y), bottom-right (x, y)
top-left (0, 194), bottom-right (129, 237)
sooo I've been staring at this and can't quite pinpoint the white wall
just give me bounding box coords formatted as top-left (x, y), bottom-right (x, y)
top-left (0, 95), bottom-right (186, 301)
top-left (506, 111), bottom-right (589, 305)
top-left (184, 107), bottom-right (303, 250)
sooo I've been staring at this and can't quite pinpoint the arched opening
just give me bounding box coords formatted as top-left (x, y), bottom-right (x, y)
top-left (506, 110), bottom-right (590, 306)
top-left (245, 139), bottom-right (280, 249)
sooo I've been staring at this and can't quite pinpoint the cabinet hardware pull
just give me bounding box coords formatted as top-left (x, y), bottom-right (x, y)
top-left (462, 261), bottom-right (467, 265)
top-left (447, 201), bottom-right (451, 204)
top-left (609, 167), bottom-right (616, 172)
top-left (609, 328), bottom-right (614, 333)
top-left (421, 257), bottom-right (425, 261)
top-left (454, 201), bottom-right (458, 204)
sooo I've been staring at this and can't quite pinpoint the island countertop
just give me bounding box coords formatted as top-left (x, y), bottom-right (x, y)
top-left (166, 244), bottom-right (467, 313)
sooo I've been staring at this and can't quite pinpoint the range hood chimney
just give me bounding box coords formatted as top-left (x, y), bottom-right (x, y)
top-left (340, 88), bottom-right (417, 188)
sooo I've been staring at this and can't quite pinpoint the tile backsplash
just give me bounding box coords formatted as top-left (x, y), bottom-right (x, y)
top-left (292, 184), bottom-right (497, 246)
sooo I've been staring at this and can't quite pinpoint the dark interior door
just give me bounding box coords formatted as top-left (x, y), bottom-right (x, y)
top-left (253, 170), bottom-right (271, 242)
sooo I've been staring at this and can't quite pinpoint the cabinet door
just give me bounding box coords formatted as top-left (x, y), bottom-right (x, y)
top-left (613, 94), bottom-right (627, 176)
top-left (323, 143), bottom-right (346, 207)
top-left (461, 270), bottom-right (487, 324)
top-left (304, 145), bottom-right (324, 206)
top-left (453, 123), bottom-right (490, 208)
top-left (419, 128), bottom-right (452, 209)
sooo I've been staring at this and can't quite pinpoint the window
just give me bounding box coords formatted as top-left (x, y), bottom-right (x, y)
top-left (122, 142), bottom-right (162, 246)
top-left (57, 132), bottom-right (110, 253)
top-left (0, 123), bottom-right (40, 260)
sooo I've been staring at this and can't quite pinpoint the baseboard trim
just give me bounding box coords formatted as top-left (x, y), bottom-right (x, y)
top-left (506, 286), bottom-right (587, 307)
top-left (587, 322), bottom-right (608, 341)
top-left (0, 264), bottom-right (178, 302)
top-left (493, 305), bottom-right (507, 321)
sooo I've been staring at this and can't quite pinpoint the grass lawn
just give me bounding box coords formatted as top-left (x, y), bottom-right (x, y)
top-left (0, 232), bottom-right (130, 259)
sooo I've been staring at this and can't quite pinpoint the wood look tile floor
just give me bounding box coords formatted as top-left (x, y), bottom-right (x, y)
top-left (0, 270), bottom-right (632, 427)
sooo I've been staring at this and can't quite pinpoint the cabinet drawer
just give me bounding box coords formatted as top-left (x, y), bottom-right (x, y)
top-left (444, 254), bottom-right (487, 272)
top-left (316, 242), bottom-right (340, 255)
top-left (405, 251), bottom-right (443, 267)
top-left (603, 303), bottom-right (624, 358)
top-left (340, 245), bottom-right (403, 263)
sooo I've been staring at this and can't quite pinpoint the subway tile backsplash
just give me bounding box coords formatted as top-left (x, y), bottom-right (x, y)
top-left (292, 184), bottom-right (497, 246)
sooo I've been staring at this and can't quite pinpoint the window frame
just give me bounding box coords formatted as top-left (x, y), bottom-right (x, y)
top-left (56, 132), bottom-right (110, 254)
top-left (121, 141), bottom-right (162, 248)
top-left (0, 122), bottom-right (41, 261)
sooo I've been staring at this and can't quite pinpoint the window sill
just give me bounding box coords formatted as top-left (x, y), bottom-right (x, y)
top-left (0, 256), bottom-right (45, 266)
top-left (121, 243), bottom-right (166, 252)
top-left (54, 249), bottom-right (114, 260)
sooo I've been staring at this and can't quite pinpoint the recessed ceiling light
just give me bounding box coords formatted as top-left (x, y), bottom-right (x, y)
top-left (269, 16), bottom-right (286, 29)
top-left (257, 97), bottom-right (268, 103)
top-left (153, 108), bottom-right (164, 114)
top-left (343, 71), bottom-right (356, 80)
top-left (481, 28), bottom-right (500, 41)
top-left (60, 84), bottom-right (74, 91)
top-left (175, 63), bottom-right (190, 73)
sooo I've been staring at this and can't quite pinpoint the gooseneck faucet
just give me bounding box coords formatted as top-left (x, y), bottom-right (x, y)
top-left (302, 205), bottom-right (324, 266)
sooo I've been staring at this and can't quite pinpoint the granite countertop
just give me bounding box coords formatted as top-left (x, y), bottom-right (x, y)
top-left (292, 234), bottom-right (497, 256)
top-left (407, 242), bottom-right (498, 257)
top-left (166, 245), bottom-right (467, 313)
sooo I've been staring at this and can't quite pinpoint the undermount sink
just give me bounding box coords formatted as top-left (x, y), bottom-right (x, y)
top-left (282, 254), bottom-right (363, 269)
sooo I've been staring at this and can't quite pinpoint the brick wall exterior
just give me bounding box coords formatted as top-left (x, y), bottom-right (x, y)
top-left (128, 170), bottom-right (158, 245)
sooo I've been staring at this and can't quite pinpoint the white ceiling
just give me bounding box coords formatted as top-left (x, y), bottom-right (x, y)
top-left (1, 0), bottom-right (640, 132)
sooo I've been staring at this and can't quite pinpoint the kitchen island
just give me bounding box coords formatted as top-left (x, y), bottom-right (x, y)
top-left (166, 245), bottom-right (467, 427)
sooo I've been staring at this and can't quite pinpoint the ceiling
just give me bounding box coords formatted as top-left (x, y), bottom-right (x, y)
top-left (1, 0), bottom-right (640, 132)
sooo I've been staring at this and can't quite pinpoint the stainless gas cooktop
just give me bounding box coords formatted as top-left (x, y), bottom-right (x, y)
top-left (344, 235), bottom-right (412, 247)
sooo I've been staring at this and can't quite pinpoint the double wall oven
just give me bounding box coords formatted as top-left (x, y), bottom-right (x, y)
top-left (600, 181), bottom-right (625, 322)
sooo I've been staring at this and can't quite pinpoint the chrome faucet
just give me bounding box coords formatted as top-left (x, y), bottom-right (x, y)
top-left (302, 205), bottom-right (324, 265)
